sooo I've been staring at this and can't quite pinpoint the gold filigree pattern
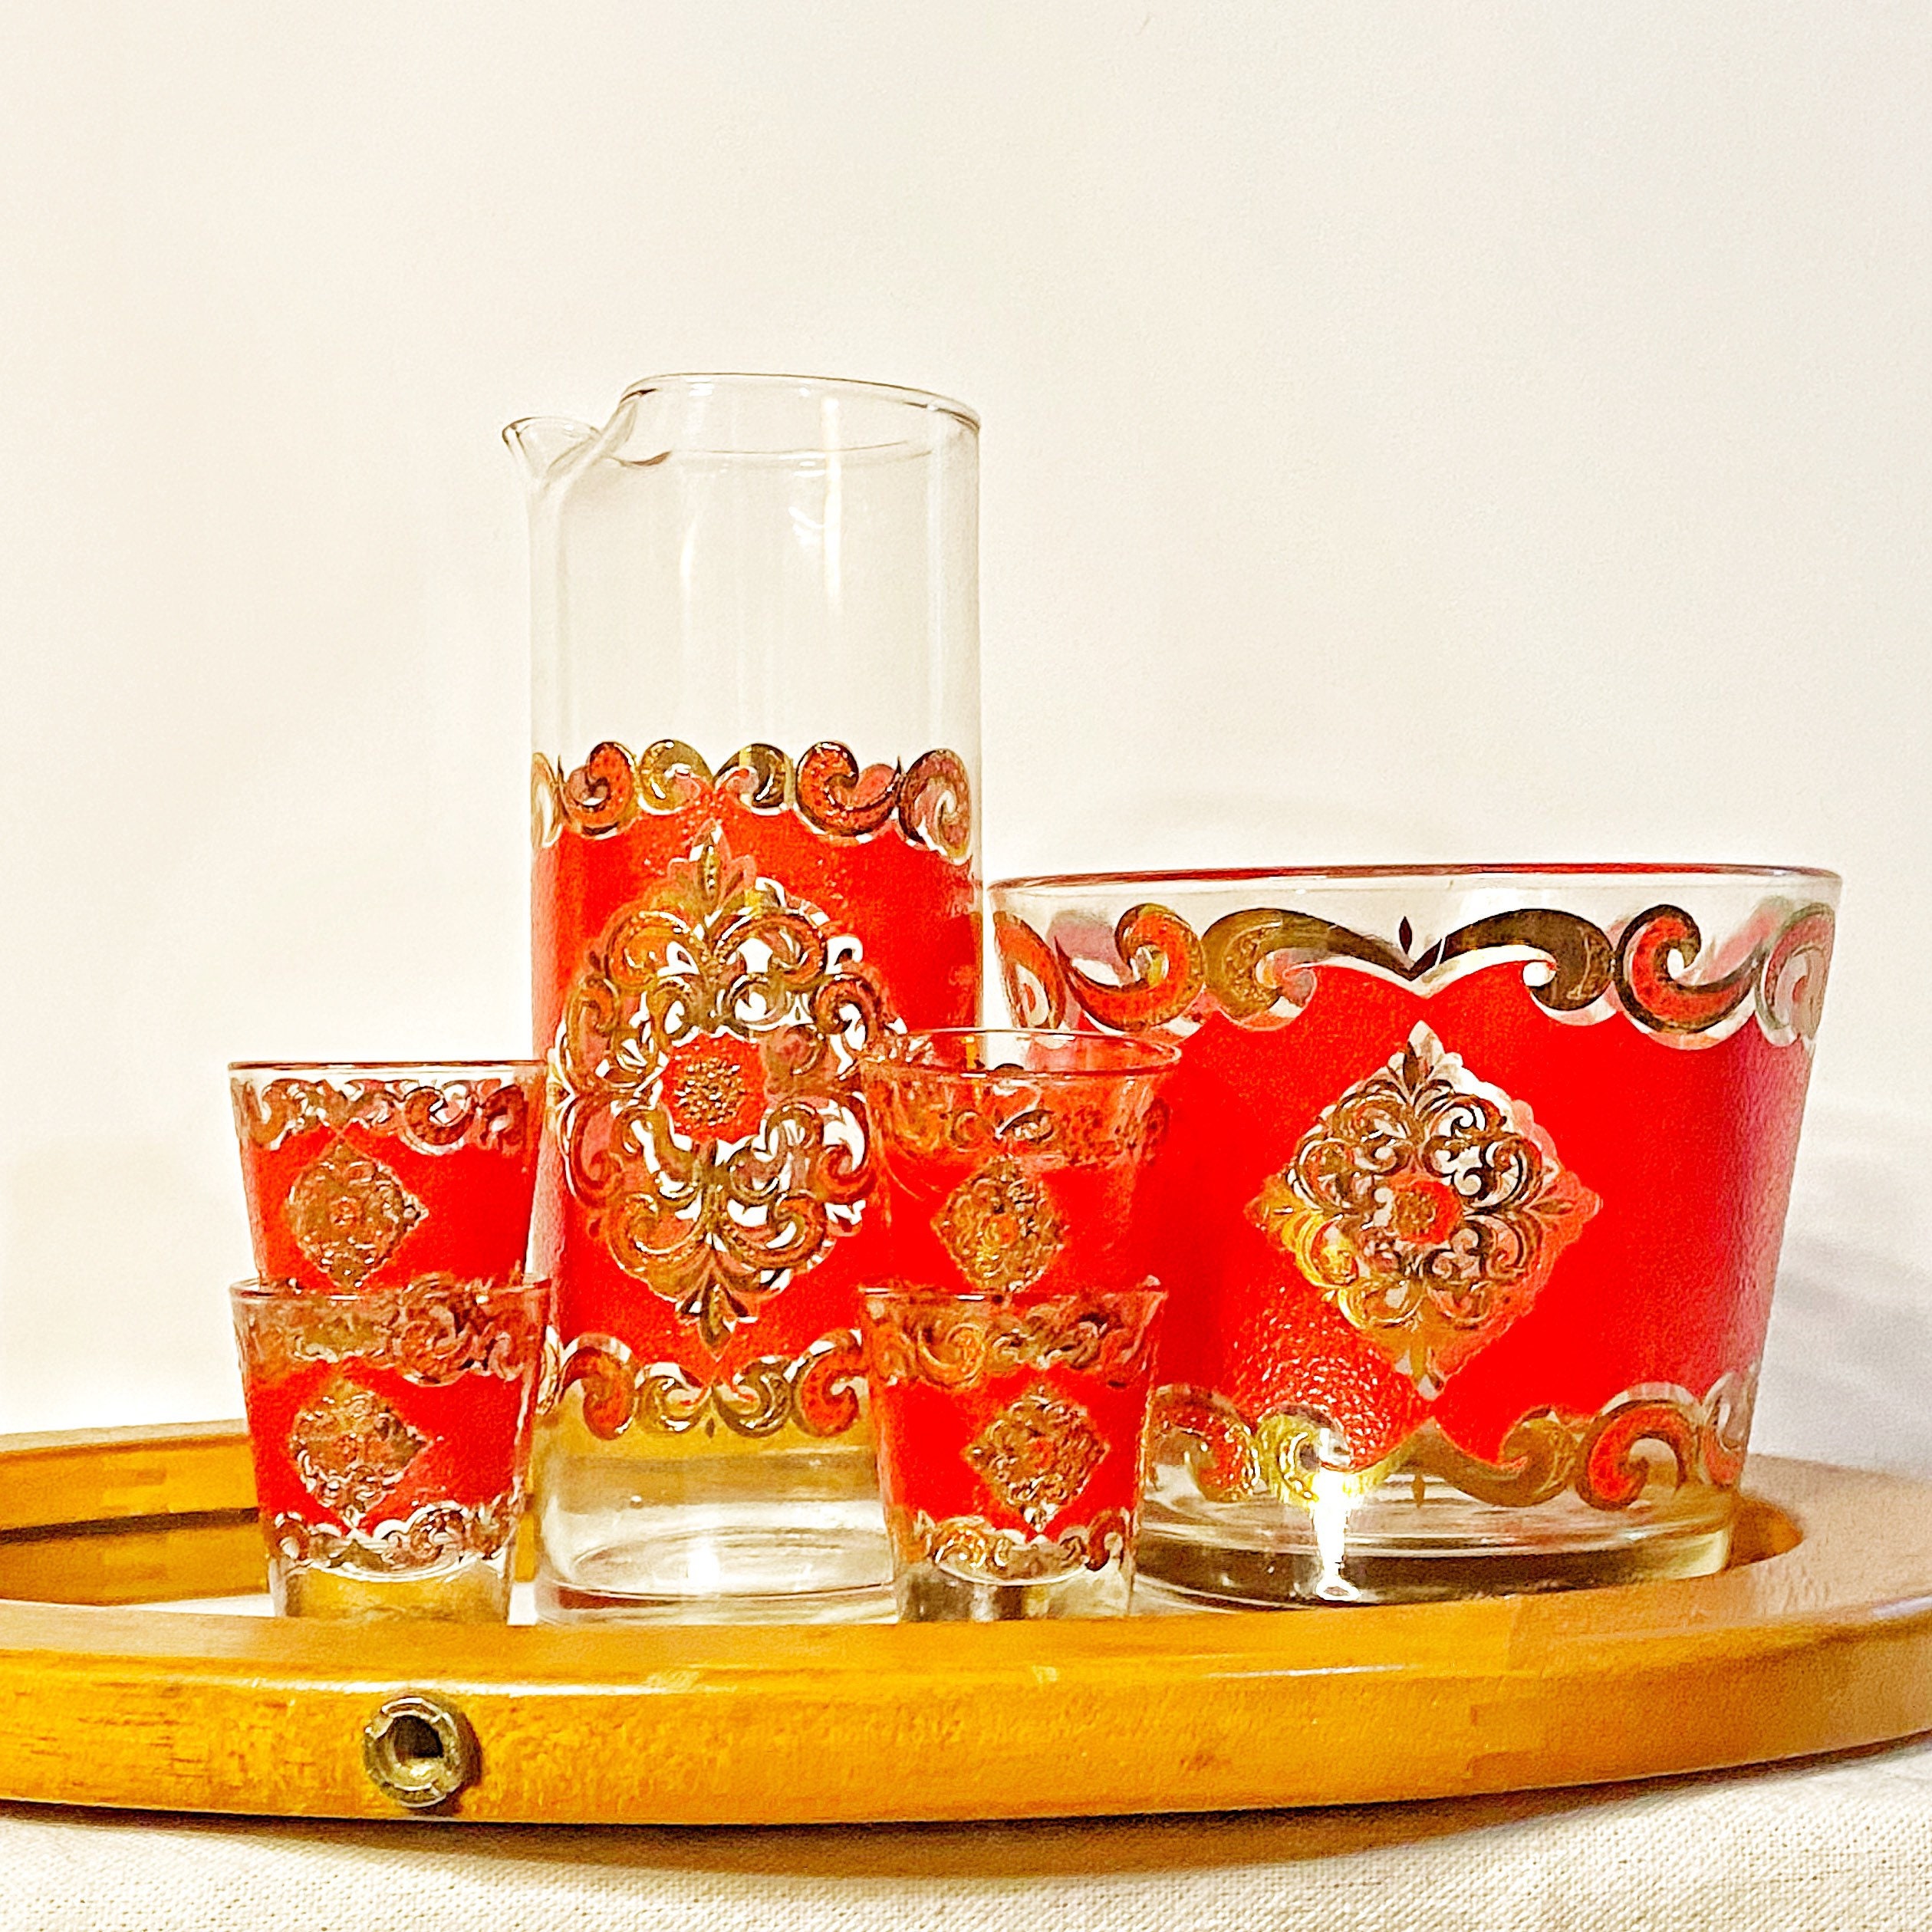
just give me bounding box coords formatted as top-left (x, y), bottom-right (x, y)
top-left (1002, 897), bottom-right (1836, 1048)
top-left (965, 1384), bottom-right (1106, 1531)
top-left (272, 1492), bottom-right (519, 1574)
top-left (232, 1075), bottom-right (538, 1154)
top-left (286, 1140), bottom-right (428, 1290)
top-left (1147, 1368), bottom-right (1758, 1514)
top-left (556, 1329), bottom-right (867, 1440)
top-left (552, 827), bottom-right (892, 1350)
top-left (862, 1290), bottom-right (1163, 1391)
top-left (533, 739), bottom-right (974, 861)
top-left (237, 1277), bottom-right (547, 1388)
top-left (865, 1051), bottom-right (1164, 1170)
top-left (287, 1376), bottom-right (426, 1526)
top-left (887, 1504), bottom-right (1132, 1583)
top-left (933, 1158), bottom-right (1065, 1293)
top-left (1248, 1023), bottom-right (1600, 1396)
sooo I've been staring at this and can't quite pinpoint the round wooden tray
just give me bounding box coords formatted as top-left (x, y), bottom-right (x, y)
top-left (0, 1422), bottom-right (1927, 1824)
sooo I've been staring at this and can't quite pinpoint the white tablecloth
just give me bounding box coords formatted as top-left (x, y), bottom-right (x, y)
top-left (6, 1734), bottom-right (1931, 1931)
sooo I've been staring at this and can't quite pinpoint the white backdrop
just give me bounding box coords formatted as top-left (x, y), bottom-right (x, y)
top-left (1, 3), bottom-right (1927, 1432)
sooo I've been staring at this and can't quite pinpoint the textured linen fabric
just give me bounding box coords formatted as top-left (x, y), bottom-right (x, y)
top-left (5, 1739), bottom-right (1932, 1931)
top-left (5, 1099), bottom-right (1930, 1929)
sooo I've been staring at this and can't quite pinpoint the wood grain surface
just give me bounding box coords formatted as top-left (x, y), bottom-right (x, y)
top-left (0, 1423), bottom-right (1927, 1825)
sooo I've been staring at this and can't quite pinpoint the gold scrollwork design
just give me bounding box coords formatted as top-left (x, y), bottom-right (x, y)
top-left (273, 1492), bottom-right (520, 1574)
top-left (865, 1050), bottom-right (1163, 1173)
top-left (1428, 909), bottom-right (1614, 1013)
top-left (897, 749), bottom-right (974, 864)
top-left (718, 742), bottom-right (794, 811)
top-left (1008, 897), bottom-right (1835, 1048)
top-left (538, 739), bottom-right (975, 860)
top-left (1058, 904), bottom-right (1206, 1033)
top-left (992, 911), bottom-right (1072, 1028)
top-left (1147, 1368), bottom-right (1759, 1515)
top-left (887, 1504), bottom-right (1131, 1584)
top-left (532, 752), bottom-right (564, 850)
top-left (1204, 910), bottom-right (1409, 1025)
top-left (236, 1276), bottom-right (548, 1389)
top-left (556, 1329), bottom-right (867, 1441)
top-left (232, 1073), bottom-right (539, 1156)
top-left (862, 1289), bottom-right (1163, 1391)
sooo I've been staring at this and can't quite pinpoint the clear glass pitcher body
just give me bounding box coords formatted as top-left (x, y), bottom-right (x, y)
top-left (512, 375), bottom-right (981, 1623)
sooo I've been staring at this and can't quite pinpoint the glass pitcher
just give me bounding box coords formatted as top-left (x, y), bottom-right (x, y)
top-left (507, 374), bottom-right (981, 1622)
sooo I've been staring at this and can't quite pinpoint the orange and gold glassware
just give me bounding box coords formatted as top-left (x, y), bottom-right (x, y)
top-left (509, 375), bottom-right (981, 1622)
top-left (857, 1029), bottom-right (1177, 1618)
top-left (229, 1061), bottom-right (547, 1293)
top-left (991, 867), bottom-right (1838, 1605)
top-left (230, 1276), bottom-right (549, 1619)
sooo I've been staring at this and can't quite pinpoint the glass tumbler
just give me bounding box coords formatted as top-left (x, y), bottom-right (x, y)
top-left (508, 375), bottom-right (981, 1623)
top-left (857, 1029), bottom-right (1177, 1618)
top-left (230, 1061), bottom-right (547, 1292)
top-left (991, 867), bottom-right (1838, 1605)
top-left (231, 1276), bottom-right (549, 1619)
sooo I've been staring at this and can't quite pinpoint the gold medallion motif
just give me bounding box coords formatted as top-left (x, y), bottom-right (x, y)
top-left (287, 1139), bottom-right (428, 1289)
top-left (933, 1157), bottom-right (1065, 1294)
top-left (288, 1375), bottom-right (426, 1526)
top-left (552, 827), bottom-right (892, 1351)
top-left (965, 1384), bottom-right (1105, 1532)
top-left (1249, 1023), bottom-right (1598, 1397)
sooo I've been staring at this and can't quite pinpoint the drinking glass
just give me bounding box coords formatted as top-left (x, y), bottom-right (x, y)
top-left (230, 1276), bottom-right (550, 1619)
top-left (990, 867), bottom-right (1838, 1604)
top-left (508, 375), bottom-right (980, 1623)
top-left (230, 1061), bottom-right (547, 1292)
top-left (857, 1029), bottom-right (1177, 1618)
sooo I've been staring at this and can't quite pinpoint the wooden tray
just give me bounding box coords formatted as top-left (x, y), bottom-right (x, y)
top-left (0, 1422), bottom-right (1927, 1825)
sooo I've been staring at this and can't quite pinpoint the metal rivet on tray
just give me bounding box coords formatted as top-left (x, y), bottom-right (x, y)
top-left (361, 1693), bottom-right (479, 1810)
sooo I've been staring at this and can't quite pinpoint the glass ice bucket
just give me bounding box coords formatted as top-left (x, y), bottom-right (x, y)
top-left (509, 374), bottom-right (980, 1622)
top-left (991, 866), bottom-right (1837, 1604)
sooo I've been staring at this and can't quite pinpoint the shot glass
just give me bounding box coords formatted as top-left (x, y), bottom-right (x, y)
top-left (992, 865), bottom-right (1839, 1604)
top-left (861, 1285), bottom-right (1167, 1619)
top-left (230, 1275), bottom-right (550, 1619)
top-left (230, 1061), bottom-right (547, 1292)
top-left (857, 1029), bottom-right (1178, 1618)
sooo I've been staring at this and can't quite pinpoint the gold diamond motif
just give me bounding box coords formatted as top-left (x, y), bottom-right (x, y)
top-left (933, 1157), bottom-right (1065, 1293)
top-left (287, 1137), bottom-right (427, 1289)
top-left (963, 1384), bottom-right (1105, 1532)
top-left (287, 1374), bottom-right (426, 1526)
top-left (1249, 1022), bottom-right (1600, 1398)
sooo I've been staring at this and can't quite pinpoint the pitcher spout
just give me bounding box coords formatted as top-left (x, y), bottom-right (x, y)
top-left (502, 416), bottom-right (597, 485)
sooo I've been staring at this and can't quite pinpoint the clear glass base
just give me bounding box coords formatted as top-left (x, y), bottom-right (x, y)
top-left (1137, 1469), bottom-right (1736, 1607)
top-left (270, 1549), bottom-right (512, 1621)
top-left (532, 1404), bottom-right (894, 1624)
top-left (895, 1555), bottom-right (1134, 1621)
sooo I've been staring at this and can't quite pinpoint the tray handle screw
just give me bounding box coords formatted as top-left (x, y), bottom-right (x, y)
top-left (361, 1693), bottom-right (479, 1810)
